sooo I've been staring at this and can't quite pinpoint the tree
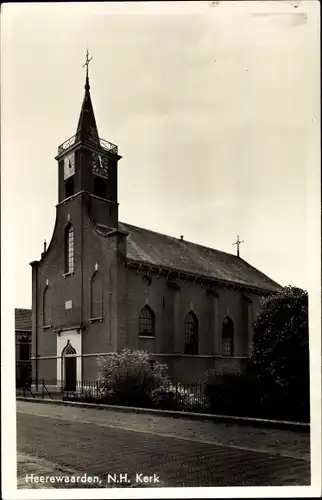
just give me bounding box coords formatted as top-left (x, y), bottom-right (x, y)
top-left (252, 286), bottom-right (309, 421)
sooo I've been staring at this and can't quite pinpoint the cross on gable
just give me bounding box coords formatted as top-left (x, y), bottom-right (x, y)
top-left (233, 235), bottom-right (244, 257)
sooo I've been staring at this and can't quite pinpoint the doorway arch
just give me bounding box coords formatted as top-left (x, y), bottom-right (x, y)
top-left (62, 340), bottom-right (77, 391)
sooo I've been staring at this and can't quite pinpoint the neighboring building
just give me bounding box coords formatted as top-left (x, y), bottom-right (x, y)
top-left (30, 67), bottom-right (282, 389)
top-left (15, 308), bottom-right (32, 386)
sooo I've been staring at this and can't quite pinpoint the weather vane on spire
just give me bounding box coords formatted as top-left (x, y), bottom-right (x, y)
top-left (83, 48), bottom-right (92, 77)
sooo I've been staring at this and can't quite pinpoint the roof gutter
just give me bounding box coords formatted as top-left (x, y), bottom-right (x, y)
top-left (125, 258), bottom-right (280, 296)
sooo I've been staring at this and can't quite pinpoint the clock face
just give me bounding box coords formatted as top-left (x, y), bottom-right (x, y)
top-left (92, 152), bottom-right (109, 179)
top-left (63, 153), bottom-right (75, 179)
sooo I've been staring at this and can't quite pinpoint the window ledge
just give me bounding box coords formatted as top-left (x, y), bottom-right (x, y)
top-left (88, 317), bottom-right (103, 324)
top-left (62, 271), bottom-right (74, 278)
top-left (42, 325), bottom-right (52, 331)
top-left (138, 335), bottom-right (155, 339)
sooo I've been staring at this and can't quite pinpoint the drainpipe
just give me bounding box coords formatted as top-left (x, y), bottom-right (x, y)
top-left (30, 260), bottom-right (39, 391)
top-left (80, 160), bottom-right (84, 385)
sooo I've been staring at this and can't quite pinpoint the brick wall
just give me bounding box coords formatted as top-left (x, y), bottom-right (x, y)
top-left (124, 268), bottom-right (263, 357)
top-left (32, 191), bottom-right (129, 381)
top-left (31, 192), bottom-right (265, 384)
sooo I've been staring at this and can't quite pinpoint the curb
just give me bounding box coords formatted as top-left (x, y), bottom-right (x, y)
top-left (16, 397), bottom-right (310, 432)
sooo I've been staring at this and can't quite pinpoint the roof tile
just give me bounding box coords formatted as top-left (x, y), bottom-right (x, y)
top-left (119, 222), bottom-right (281, 293)
top-left (15, 309), bottom-right (32, 331)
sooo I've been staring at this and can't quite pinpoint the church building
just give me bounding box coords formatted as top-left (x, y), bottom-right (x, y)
top-left (30, 60), bottom-right (281, 389)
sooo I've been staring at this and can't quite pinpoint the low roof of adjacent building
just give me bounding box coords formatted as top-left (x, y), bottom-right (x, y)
top-left (15, 308), bottom-right (32, 331)
top-left (119, 222), bottom-right (282, 293)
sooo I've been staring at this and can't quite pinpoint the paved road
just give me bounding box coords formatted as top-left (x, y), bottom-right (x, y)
top-left (17, 401), bottom-right (310, 488)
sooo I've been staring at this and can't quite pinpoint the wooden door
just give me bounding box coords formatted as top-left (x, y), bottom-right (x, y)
top-left (65, 356), bottom-right (76, 391)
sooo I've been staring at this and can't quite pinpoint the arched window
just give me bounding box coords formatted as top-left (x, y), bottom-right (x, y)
top-left (62, 340), bottom-right (76, 356)
top-left (94, 177), bottom-right (107, 199)
top-left (222, 316), bottom-right (234, 356)
top-left (184, 311), bottom-right (198, 355)
top-left (64, 223), bottom-right (75, 273)
top-left (43, 286), bottom-right (51, 325)
top-left (138, 306), bottom-right (154, 337)
top-left (90, 271), bottom-right (103, 318)
top-left (65, 177), bottom-right (74, 198)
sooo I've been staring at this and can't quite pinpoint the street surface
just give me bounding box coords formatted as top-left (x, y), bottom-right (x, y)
top-left (17, 400), bottom-right (310, 488)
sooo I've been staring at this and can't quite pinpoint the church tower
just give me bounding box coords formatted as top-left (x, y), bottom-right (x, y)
top-left (30, 52), bottom-right (126, 388)
top-left (55, 51), bottom-right (122, 229)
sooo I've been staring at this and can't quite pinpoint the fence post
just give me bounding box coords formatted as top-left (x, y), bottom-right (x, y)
top-left (42, 379), bottom-right (44, 399)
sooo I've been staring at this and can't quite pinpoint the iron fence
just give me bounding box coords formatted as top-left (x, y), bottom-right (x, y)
top-left (16, 378), bottom-right (209, 413)
top-left (16, 379), bottom-right (53, 400)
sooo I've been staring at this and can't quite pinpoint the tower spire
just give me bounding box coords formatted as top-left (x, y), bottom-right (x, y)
top-left (76, 48), bottom-right (99, 145)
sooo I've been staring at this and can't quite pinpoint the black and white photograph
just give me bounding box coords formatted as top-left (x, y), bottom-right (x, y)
top-left (1, 1), bottom-right (321, 498)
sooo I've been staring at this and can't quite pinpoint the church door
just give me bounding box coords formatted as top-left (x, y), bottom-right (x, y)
top-left (62, 340), bottom-right (77, 392)
top-left (65, 356), bottom-right (77, 391)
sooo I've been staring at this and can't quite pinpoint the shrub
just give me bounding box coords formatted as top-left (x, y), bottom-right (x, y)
top-left (204, 286), bottom-right (310, 422)
top-left (97, 349), bottom-right (169, 407)
top-left (152, 383), bottom-right (207, 412)
top-left (204, 366), bottom-right (259, 417)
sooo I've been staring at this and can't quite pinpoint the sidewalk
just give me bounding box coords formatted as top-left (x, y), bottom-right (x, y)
top-left (17, 400), bottom-right (310, 461)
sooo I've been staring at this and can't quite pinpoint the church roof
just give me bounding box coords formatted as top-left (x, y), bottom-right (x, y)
top-left (119, 222), bottom-right (281, 293)
top-left (15, 308), bottom-right (32, 331)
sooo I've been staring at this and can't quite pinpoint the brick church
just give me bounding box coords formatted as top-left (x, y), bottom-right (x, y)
top-left (31, 62), bottom-right (281, 389)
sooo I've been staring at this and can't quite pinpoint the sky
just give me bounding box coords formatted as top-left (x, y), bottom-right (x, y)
top-left (1, 1), bottom-right (320, 309)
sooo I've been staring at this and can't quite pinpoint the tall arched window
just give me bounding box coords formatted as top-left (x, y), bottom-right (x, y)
top-left (222, 316), bottom-right (234, 356)
top-left (64, 223), bottom-right (75, 273)
top-left (65, 177), bottom-right (74, 198)
top-left (43, 286), bottom-right (51, 326)
top-left (94, 177), bottom-right (107, 199)
top-left (90, 271), bottom-right (103, 319)
top-left (138, 306), bottom-right (154, 337)
top-left (184, 311), bottom-right (198, 355)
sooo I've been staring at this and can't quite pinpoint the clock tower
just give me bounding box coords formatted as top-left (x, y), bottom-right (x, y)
top-left (55, 59), bottom-right (121, 229)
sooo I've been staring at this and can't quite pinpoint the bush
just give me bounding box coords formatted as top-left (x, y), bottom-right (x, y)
top-left (96, 349), bottom-right (207, 412)
top-left (204, 286), bottom-right (310, 423)
top-left (204, 367), bottom-right (259, 417)
top-left (97, 349), bottom-right (170, 408)
top-left (152, 383), bottom-right (207, 412)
